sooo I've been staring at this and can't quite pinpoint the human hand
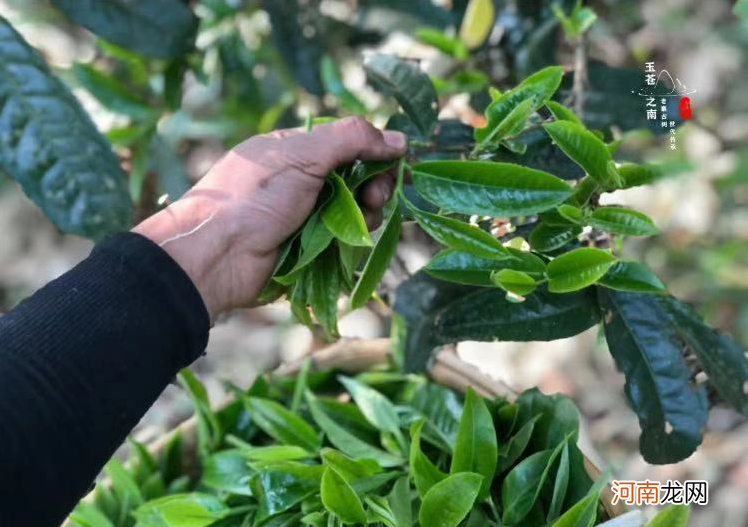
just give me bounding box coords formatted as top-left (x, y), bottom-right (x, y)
top-left (133, 117), bottom-right (407, 320)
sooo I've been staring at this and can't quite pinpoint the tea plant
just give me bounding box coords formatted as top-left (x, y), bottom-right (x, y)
top-left (0, 0), bottom-right (745, 470)
top-left (262, 56), bottom-right (747, 465)
top-left (70, 367), bottom-right (689, 527)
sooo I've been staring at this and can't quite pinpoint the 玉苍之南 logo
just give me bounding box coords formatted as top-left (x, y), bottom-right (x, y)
top-left (633, 62), bottom-right (696, 150)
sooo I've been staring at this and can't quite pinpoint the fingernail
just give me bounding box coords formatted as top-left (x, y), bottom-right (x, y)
top-left (384, 131), bottom-right (407, 151)
top-left (381, 183), bottom-right (392, 202)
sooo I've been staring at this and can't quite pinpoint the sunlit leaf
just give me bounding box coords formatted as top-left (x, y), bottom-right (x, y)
top-left (322, 174), bottom-right (373, 247)
top-left (589, 206), bottom-right (659, 236)
top-left (459, 0), bottom-right (495, 49)
top-left (492, 269), bottom-right (538, 296)
top-left (412, 161), bottom-right (574, 217)
top-left (419, 473), bottom-right (483, 527)
top-left (543, 121), bottom-right (622, 189)
top-left (599, 261), bottom-right (666, 293)
top-left (546, 248), bottom-right (617, 293)
top-left (475, 66), bottom-right (564, 143)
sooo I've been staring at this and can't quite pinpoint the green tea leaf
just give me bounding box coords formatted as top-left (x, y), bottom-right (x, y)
top-left (599, 261), bottom-right (666, 293)
top-left (547, 248), bottom-right (617, 293)
top-left (550, 488), bottom-right (600, 527)
top-left (351, 472), bottom-right (401, 496)
top-left (350, 204), bottom-right (402, 309)
top-left (657, 296), bottom-right (748, 415)
top-left (69, 502), bottom-right (115, 527)
top-left (515, 389), bottom-right (582, 450)
top-left (425, 248), bottom-right (546, 286)
top-left (321, 467), bottom-right (367, 525)
top-left (416, 27), bottom-right (468, 59)
top-left (322, 174), bottom-right (373, 247)
top-left (589, 206), bottom-right (659, 236)
top-left (277, 209), bottom-right (334, 280)
top-left (347, 160), bottom-right (397, 191)
top-left (410, 383), bottom-right (463, 451)
top-left (233, 443), bottom-right (314, 462)
top-left (543, 121), bottom-right (622, 189)
top-left (499, 415), bottom-right (539, 472)
top-left (553, 2), bottom-right (598, 40)
top-left (405, 200), bottom-right (513, 260)
top-left (557, 204), bottom-right (584, 224)
top-left (365, 54), bottom-right (438, 135)
top-left (547, 443), bottom-right (570, 523)
top-left (50, 0), bottom-right (198, 59)
top-left (529, 223), bottom-right (582, 252)
top-left (476, 66), bottom-right (564, 143)
top-left (395, 272), bottom-right (601, 371)
top-left (618, 163), bottom-right (659, 189)
top-left (437, 280), bottom-right (598, 343)
top-left (245, 397), bottom-right (321, 451)
top-left (250, 462), bottom-right (324, 521)
top-left (200, 450), bottom-right (253, 496)
top-left (178, 369), bottom-right (221, 455)
top-left (289, 271), bottom-right (313, 327)
top-left (337, 242), bottom-right (366, 290)
top-left (338, 375), bottom-right (403, 437)
top-left (159, 433), bottom-right (183, 485)
top-left (307, 245), bottom-right (342, 338)
top-left (365, 496), bottom-right (398, 527)
top-left (545, 101), bottom-right (582, 125)
top-left (598, 289), bottom-right (709, 463)
top-left (129, 438), bottom-right (157, 484)
top-left (412, 161), bottom-right (574, 217)
top-left (321, 449), bottom-right (379, 480)
top-left (502, 438), bottom-right (567, 525)
top-left (315, 397), bottom-right (380, 441)
top-left (418, 472), bottom-right (483, 527)
top-left (459, 0), bottom-right (495, 49)
top-left (409, 419), bottom-right (448, 497)
top-left (450, 387), bottom-right (498, 500)
top-left (72, 63), bottom-right (154, 119)
top-left (133, 493), bottom-right (229, 527)
top-left (492, 269), bottom-right (537, 296)
top-left (645, 505), bottom-right (690, 527)
top-left (571, 176), bottom-right (599, 206)
top-left (306, 392), bottom-right (404, 467)
top-left (301, 511), bottom-right (327, 527)
top-left (476, 98), bottom-right (535, 147)
top-left (388, 476), bottom-right (413, 527)
top-left (0, 17), bottom-right (132, 239)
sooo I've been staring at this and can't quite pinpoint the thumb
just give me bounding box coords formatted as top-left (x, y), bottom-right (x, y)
top-left (308, 116), bottom-right (407, 170)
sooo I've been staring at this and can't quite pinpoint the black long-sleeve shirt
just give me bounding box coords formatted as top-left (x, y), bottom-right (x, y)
top-left (0, 232), bottom-right (211, 526)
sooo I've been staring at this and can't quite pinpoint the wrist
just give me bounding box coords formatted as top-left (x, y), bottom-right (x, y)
top-left (133, 195), bottom-right (232, 320)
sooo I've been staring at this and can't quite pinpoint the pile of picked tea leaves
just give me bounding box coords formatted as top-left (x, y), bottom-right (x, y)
top-left (69, 366), bottom-right (689, 527)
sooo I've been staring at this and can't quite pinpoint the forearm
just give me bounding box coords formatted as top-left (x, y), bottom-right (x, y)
top-left (0, 233), bottom-right (209, 525)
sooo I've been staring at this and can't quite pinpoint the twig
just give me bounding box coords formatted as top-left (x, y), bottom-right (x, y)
top-left (572, 33), bottom-right (589, 116)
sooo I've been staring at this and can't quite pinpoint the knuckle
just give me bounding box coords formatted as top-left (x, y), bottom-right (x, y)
top-left (261, 130), bottom-right (291, 141)
top-left (340, 116), bottom-right (374, 142)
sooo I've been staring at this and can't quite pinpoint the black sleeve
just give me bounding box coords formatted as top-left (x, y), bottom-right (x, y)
top-left (0, 232), bottom-right (210, 526)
